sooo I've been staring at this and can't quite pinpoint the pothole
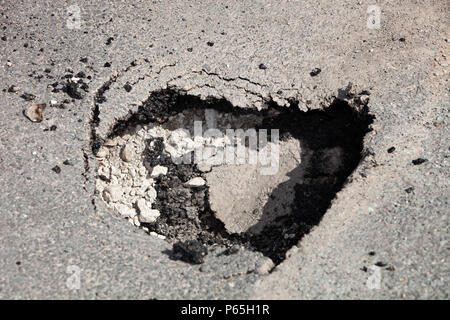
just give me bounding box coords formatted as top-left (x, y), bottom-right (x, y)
top-left (93, 89), bottom-right (374, 265)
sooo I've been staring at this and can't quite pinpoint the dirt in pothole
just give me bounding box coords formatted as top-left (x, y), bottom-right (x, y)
top-left (94, 89), bottom-right (374, 265)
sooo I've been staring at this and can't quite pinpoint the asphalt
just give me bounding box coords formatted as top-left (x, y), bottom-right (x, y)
top-left (0, 0), bottom-right (448, 299)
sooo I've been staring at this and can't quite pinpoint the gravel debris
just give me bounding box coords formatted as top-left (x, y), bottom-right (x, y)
top-left (172, 240), bottom-right (208, 264)
top-left (151, 165), bottom-right (168, 177)
top-left (120, 144), bottom-right (134, 162)
top-left (185, 177), bottom-right (206, 188)
top-left (51, 165), bottom-right (61, 174)
top-left (20, 93), bottom-right (36, 101)
top-left (137, 199), bottom-right (160, 223)
top-left (24, 103), bottom-right (46, 122)
top-left (8, 85), bottom-right (19, 93)
top-left (102, 185), bottom-right (123, 203)
top-left (387, 146), bottom-right (396, 153)
top-left (412, 158), bottom-right (428, 165)
top-left (309, 68), bottom-right (322, 76)
top-left (255, 258), bottom-right (275, 274)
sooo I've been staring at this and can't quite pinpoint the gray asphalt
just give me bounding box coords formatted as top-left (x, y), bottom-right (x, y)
top-left (0, 0), bottom-right (448, 299)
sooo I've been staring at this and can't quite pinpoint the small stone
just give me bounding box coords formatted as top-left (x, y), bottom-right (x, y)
top-left (223, 245), bottom-right (240, 255)
top-left (21, 93), bottom-right (36, 101)
top-left (137, 199), bottom-right (160, 223)
top-left (6, 61), bottom-right (12, 67)
top-left (146, 187), bottom-right (157, 202)
top-left (120, 144), bottom-right (134, 162)
top-left (103, 139), bottom-right (118, 147)
top-left (405, 187), bottom-right (414, 193)
top-left (75, 71), bottom-right (86, 78)
top-left (173, 240), bottom-right (208, 264)
top-left (133, 215), bottom-right (141, 227)
top-left (124, 83), bottom-right (132, 92)
top-left (309, 68), bottom-right (321, 76)
top-left (359, 94), bottom-right (370, 104)
top-left (24, 103), bottom-right (46, 122)
top-left (98, 166), bottom-right (111, 181)
top-left (206, 41), bottom-right (214, 47)
top-left (258, 63), bottom-right (267, 70)
top-left (387, 147), bottom-right (395, 153)
top-left (96, 147), bottom-right (109, 158)
top-left (412, 158), bottom-right (427, 165)
top-left (115, 204), bottom-right (136, 218)
top-left (151, 165), bottom-right (168, 177)
top-left (196, 162), bottom-right (212, 173)
top-left (8, 85), bottom-right (19, 93)
top-left (62, 81), bottom-right (84, 99)
top-left (51, 165), bottom-right (61, 174)
top-left (255, 258), bottom-right (275, 275)
top-left (102, 185), bottom-right (123, 203)
top-left (185, 177), bottom-right (206, 188)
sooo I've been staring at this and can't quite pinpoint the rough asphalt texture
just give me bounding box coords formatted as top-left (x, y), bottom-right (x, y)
top-left (0, 0), bottom-right (448, 299)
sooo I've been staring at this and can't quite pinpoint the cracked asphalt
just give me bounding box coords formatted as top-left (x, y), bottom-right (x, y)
top-left (0, 0), bottom-right (449, 299)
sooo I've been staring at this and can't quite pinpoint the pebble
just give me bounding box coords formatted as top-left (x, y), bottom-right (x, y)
top-left (133, 215), bottom-right (141, 227)
top-left (103, 139), bottom-right (118, 147)
top-left (21, 93), bottom-right (36, 101)
top-left (24, 103), bottom-right (46, 122)
top-left (102, 185), bottom-right (123, 203)
top-left (8, 85), bottom-right (19, 93)
top-left (151, 165), bottom-right (168, 177)
top-left (256, 258), bottom-right (275, 274)
top-left (96, 147), bottom-right (109, 158)
top-left (185, 177), bottom-right (206, 188)
top-left (146, 187), bottom-right (157, 202)
top-left (115, 204), bottom-right (137, 218)
top-left (196, 162), bottom-right (212, 173)
top-left (137, 199), bottom-right (160, 223)
top-left (120, 144), bottom-right (134, 162)
top-left (98, 166), bottom-right (111, 181)
top-left (309, 68), bottom-right (321, 77)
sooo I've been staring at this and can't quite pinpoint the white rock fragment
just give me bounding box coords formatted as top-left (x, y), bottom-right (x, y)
top-left (98, 165), bottom-right (111, 181)
top-left (136, 199), bottom-right (160, 223)
top-left (185, 177), bottom-right (206, 188)
top-left (120, 144), bottom-right (134, 162)
top-left (150, 231), bottom-right (165, 240)
top-left (103, 139), bottom-right (117, 147)
top-left (196, 162), bottom-right (212, 173)
top-left (96, 147), bottom-right (109, 158)
top-left (102, 185), bottom-right (123, 203)
top-left (256, 258), bottom-right (275, 275)
top-left (145, 187), bottom-right (157, 202)
top-left (114, 204), bottom-right (137, 218)
top-left (151, 165), bottom-right (168, 177)
top-left (133, 215), bottom-right (141, 226)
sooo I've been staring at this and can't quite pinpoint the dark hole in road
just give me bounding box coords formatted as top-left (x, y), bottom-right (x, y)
top-left (95, 89), bottom-right (374, 265)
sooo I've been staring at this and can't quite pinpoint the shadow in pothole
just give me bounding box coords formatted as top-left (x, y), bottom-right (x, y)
top-left (93, 89), bottom-right (374, 266)
top-left (246, 101), bottom-right (374, 263)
